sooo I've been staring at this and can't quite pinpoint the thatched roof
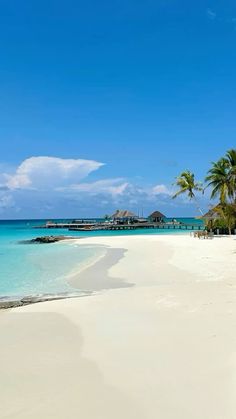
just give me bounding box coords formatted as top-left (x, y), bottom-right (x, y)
top-left (111, 210), bottom-right (137, 219)
top-left (201, 204), bottom-right (222, 219)
top-left (149, 210), bottom-right (165, 218)
top-left (202, 203), bottom-right (236, 219)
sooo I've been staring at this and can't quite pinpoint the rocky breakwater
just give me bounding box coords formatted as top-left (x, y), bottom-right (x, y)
top-left (20, 236), bottom-right (79, 244)
top-left (32, 235), bottom-right (75, 243)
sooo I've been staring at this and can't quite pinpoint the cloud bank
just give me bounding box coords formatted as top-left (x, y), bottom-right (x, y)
top-left (0, 155), bottom-right (207, 218)
top-left (5, 156), bottom-right (104, 190)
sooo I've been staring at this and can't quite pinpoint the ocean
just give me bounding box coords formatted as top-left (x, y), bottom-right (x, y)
top-left (0, 218), bottom-right (203, 299)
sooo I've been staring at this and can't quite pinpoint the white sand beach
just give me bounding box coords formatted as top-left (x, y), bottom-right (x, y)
top-left (0, 234), bottom-right (236, 419)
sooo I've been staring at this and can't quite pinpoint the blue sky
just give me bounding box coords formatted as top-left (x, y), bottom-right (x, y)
top-left (0, 0), bottom-right (236, 218)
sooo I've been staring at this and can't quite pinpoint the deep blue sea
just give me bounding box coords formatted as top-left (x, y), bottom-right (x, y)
top-left (0, 218), bottom-right (203, 298)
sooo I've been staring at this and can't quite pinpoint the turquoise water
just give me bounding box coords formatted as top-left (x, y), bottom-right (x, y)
top-left (0, 218), bottom-right (203, 298)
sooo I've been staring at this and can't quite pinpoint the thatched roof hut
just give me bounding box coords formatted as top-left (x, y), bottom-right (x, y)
top-left (149, 211), bottom-right (166, 222)
top-left (201, 204), bottom-right (222, 220)
top-left (201, 203), bottom-right (236, 232)
top-left (111, 210), bottom-right (137, 219)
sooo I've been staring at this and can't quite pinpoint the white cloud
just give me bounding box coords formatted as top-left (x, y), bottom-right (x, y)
top-left (207, 8), bottom-right (216, 20)
top-left (206, 9), bottom-right (236, 29)
top-left (5, 156), bottom-right (104, 190)
top-left (1, 155), bottom-right (201, 218)
top-left (0, 194), bottom-right (15, 210)
top-left (152, 184), bottom-right (171, 196)
top-left (67, 178), bottom-right (129, 197)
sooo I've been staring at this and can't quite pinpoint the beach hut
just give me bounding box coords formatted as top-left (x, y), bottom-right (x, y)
top-left (111, 210), bottom-right (137, 223)
top-left (201, 205), bottom-right (221, 221)
top-left (200, 204), bottom-right (222, 232)
top-left (149, 211), bottom-right (165, 223)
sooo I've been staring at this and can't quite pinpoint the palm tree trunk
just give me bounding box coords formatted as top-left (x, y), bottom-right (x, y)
top-left (193, 196), bottom-right (204, 216)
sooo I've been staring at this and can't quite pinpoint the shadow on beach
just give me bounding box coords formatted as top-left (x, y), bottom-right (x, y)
top-left (0, 311), bottom-right (144, 419)
top-left (70, 247), bottom-right (134, 292)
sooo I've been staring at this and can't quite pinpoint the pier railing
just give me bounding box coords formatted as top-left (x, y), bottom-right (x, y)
top-left (35, 221), bottom-right (204, 232)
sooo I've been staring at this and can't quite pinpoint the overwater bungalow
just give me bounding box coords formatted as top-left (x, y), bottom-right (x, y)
top-left (111, 210), bottom-right (137, 224)
top-left (148, 211), bottom-right (166, 223)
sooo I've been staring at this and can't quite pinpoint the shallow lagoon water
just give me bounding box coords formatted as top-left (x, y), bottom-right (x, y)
top-left (0, 218), bottom-right (202, 297)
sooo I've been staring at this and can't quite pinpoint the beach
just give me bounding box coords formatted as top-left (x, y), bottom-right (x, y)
top-left (0, 234), bottom-right (236, 419)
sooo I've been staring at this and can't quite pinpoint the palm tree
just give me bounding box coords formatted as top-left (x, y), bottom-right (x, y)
top-left (205, 159), bottom-right (230, 204)
top-left (205, 149), bottom-right (236, 204)
top-left (214, 203), bottom-right (236, 235)
top-left (172, 170), bottom-right (203, 214)
top-left (205, 149), bottom-right (236, 234)
top-left (222, 149), bottom-right (236, 202)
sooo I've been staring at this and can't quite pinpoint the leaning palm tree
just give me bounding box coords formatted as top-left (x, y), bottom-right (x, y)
top-left (222, 149), bottom-right (236, 202)
top-left (206, 149), bottom-right (236, 234)
top-left (206, 149), bottom-right (236, 204)
top-left (172, 170), bottom-right (203, 214)
top-left (205, 159), bottom-right (230, 204)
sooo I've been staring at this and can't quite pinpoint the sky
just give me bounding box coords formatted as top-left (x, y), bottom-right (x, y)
top-left (0, 0), bottom-right (236, 219)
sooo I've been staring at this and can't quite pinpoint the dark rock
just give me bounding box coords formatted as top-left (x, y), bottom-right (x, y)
top-left (33, 236), bottom-right (63, 243)
top-left (19, 236), bottom-right (77, 244)
top-left (0, 292), bottom-right (91, 309)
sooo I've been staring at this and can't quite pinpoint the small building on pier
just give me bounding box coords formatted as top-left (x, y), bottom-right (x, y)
top-left (111, 210), bottom-right (137, 224)
top-left (148, 210), bottom-right (166, 223)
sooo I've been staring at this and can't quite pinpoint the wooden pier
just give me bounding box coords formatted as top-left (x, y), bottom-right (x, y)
top-left (68, 222), bottom-right (203, 232)
top-left (35, 222), bottom-right (96, 229)
top-left (36, 221), bottom-right (203, 232)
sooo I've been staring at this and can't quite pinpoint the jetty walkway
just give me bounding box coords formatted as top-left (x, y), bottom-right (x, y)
top-left (36, 222), bottom-right (203, 232)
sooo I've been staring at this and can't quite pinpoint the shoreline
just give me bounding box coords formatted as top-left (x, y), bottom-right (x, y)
top-left (0, 232), bottom-right (176, 307)
top-left (0, 291), bottom-right (93, 310)
top-left (0, 231), bottom-right (233, 308)
top-left (1, 234), bottom-right (236, 418)
top-left (0, 240), bottom-right (131, 309)
top-left (0, 232), bottom-right (178, 307)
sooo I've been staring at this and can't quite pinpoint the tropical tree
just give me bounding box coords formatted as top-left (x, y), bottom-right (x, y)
top-left (214, 203), bottom-right (236, 235)
top-left (173, 149), bottom-right (236, 234)
top-left (205, 159), bottom-right (230, 204)
top-left (205, 149), bottom-right (236, 234)
top-left (172, 170), bottom-right (203, 214)
top-left (205, 149), bottom-right (236, 204)
top-left (222, 149), bottom-right (236, 202)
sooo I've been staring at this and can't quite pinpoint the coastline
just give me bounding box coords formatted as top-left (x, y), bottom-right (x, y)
top-left (0, 241), bottom-right (131, 309)
top-left (0, 234), bottom-right (236, 418)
